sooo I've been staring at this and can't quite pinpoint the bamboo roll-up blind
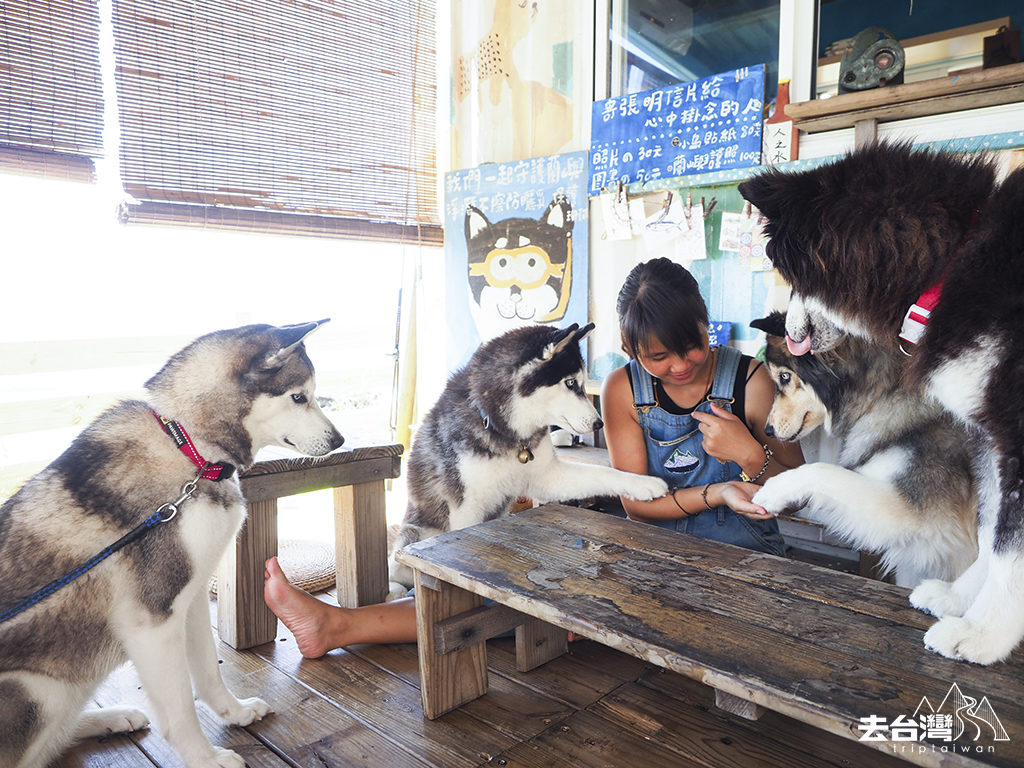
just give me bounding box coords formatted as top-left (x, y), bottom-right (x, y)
top-left (111, 0), bottom-right (441, 244)
top-left (0, 0), bottom-right (105, 182)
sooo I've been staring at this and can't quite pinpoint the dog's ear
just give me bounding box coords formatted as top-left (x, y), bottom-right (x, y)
top-left (261, 319), bottom-right (329, 370)
top-left (465, 205), bottom-right (491, 242)
top-left (572, 322), bottom-right (595, 344)
top-left (750, 312), bottom-right (787, 338)
top-left (541, 323), bottom-right (581, 360)
top-left (738, 171), bottom-right (789, 221)
top-left (542, 194), bottom-right (573, 234)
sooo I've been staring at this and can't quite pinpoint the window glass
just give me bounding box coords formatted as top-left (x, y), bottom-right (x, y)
top-left (817, 1), bottom-right (1022, 98)
top-left (0, 173), bottom-right (424, 497)
top-left (609, 0), bottom-right (780, 102)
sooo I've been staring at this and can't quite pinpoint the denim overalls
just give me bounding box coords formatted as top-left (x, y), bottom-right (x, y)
top-left (627, 346), bottom-right (787, 556)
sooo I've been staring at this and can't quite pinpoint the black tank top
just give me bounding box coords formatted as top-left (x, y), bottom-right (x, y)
top-left (624, 354), bottom-right (760, 425)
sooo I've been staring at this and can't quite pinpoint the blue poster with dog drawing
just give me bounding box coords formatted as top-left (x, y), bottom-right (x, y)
top-left (444, 152), bottom-right (590, 372)
top-left (590, 65), bottom-right (765, 193)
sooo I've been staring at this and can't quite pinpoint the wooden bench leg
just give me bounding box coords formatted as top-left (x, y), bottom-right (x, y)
top-left (333, 481), bottom-right (388, 607)
top-left (715, 689), bottom-right (765, 720)
top-left (413, 572), bottom-right (487, 719)
top-left (217, 498), bottom-right (278, 649)
top-left (515, 618), bottom-right (568, 672)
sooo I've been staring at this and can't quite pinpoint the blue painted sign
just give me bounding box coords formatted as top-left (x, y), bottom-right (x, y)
top-left (590, 65), bottom-right (765, 193)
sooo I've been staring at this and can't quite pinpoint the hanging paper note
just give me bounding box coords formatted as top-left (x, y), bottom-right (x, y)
top-left (641, 193), bottom-right (685, 247)
top-left (673, 202), bottom-right (707, 263)
top-left (590, 65), bottom-right (765, 192)
top-left (628, 198), bottom-right (647, 236)
top-left (718, 211), bottom-right (744, 252)
top-left (599, 192), bottom-right (633, 240)
top-left (739, 211), bottom-right (772, 271)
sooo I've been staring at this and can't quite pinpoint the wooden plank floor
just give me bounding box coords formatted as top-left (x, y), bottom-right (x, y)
top-left (53, 594), bottom-right (916, 768)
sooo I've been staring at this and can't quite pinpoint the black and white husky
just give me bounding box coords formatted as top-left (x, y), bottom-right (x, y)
top-left (0, 321), bottom-right (344, 768)
top-left (740, 142), bottom-right (1024, 664)
top-left (387, 323), bottom-right (668, 597)
top-left (749, 312), bottom-right (977, 588)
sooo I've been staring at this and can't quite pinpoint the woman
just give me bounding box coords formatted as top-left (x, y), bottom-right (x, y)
top-left (601, 257), bottom-right (802, 555)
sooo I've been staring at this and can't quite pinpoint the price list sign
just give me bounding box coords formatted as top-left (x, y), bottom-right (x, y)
top-left (590, 65), bottom-right (765, 193)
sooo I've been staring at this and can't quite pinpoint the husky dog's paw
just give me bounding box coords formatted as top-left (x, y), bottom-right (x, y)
top-left (75, 706), bottom-right (150, 738)
top-left (923, 616), bottom-right (1014, 665)
top-left (386, 581), bottom-right (411, 602)
top-left (219, 696), bottom-right (272, 727)
top-left (751, 470), bottom-right (809, 517)
top-left (211, 746), bottom-right (248, 768)
top-left (621, 474), bottom-right (669, 501)
top-left (910, 578), bottom-right (968, 618)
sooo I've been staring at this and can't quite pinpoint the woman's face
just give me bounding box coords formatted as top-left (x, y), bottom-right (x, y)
top-left (637, 332), bottom-right (710, 386)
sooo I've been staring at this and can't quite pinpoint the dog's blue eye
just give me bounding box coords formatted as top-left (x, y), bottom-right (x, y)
top-left (291, 393), bottom-right (308, 404)
top-left (564, 378), bottom-right (578, 391)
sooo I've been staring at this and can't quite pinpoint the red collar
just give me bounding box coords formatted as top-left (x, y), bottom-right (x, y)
top-left (154, 413), bottom-right (235, 481)
top-left (898, 211), bottom-right (979, 352)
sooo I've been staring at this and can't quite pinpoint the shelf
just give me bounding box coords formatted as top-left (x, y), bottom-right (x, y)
top-left (786, 62), bottom-right (1024, 133)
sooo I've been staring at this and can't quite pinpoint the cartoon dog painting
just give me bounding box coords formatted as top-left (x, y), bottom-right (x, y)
top-left (465, 194), bottom-right (574, 340)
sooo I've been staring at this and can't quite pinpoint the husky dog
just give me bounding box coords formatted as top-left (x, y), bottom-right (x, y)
top-left (388, 323), bottom-right (668, 597)
top-left (739, 142), bottom-right (1024, 664)
top-left (0, 321), bottom-right (344, 768)
top-left (749, 312), bottom-right (977, 587)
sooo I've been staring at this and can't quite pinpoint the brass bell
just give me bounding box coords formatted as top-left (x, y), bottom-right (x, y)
top-left (517, 447), bottom-right (534, 463)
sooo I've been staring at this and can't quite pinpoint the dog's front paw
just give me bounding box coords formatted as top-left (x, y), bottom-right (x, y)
top-left (923, 616), bottom-right (1015, 665)
top-left (752, 470), bottom-right (809, 517)
top-left (211, 746), bottom-right (247, 768)
top-left (910, 578), bottom-right (968, 618)
top-left (386, 581), bottom-right (411, 602)
top-left (75, 706), bottom-right (150, 739)
top-left (219, 696), bottom-right (272, 727)
top-left (621, 474), bottom-right (669, 501)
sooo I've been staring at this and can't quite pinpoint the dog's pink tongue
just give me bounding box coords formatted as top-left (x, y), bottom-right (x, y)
top-left (786, 334), bottom-right (812, 356)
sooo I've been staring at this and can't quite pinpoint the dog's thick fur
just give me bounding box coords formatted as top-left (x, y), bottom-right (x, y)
top-left (750, 312), bottom-right (977, 587)
top-left (0, 322), bottom-right (344, 768)
top-left (387, 323), bottom-right (668, 597)
top-left (740, 142), bottom-right (1024, 664)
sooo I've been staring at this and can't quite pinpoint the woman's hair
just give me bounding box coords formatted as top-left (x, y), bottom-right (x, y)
top-left (616, 257), bottom-right (708, 359)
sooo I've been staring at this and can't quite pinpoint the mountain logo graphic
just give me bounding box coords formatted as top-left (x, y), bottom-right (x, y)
top-left (913, 683), bottom-right (1010, 742)
top-left (664, 448), bottom-right (699, 473)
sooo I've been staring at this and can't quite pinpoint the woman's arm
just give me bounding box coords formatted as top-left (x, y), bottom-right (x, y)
top-left (601, 368), bottom-right (712, 523)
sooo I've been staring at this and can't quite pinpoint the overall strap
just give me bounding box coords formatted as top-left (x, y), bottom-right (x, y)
top-left (708, 345), bottom-right (742, 409)
top-left (627, 359), bottom-right (657, 410)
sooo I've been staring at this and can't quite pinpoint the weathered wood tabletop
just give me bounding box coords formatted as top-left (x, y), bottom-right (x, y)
top-left (397, 504), bottom-right (1024, 768)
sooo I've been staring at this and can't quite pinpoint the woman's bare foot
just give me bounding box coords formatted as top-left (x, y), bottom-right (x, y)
top-left (263, 556), bottom-right (339, 658)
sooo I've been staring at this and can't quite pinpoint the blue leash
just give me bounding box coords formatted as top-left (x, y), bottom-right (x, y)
top-left (0, 473), bottom-right (201, 625)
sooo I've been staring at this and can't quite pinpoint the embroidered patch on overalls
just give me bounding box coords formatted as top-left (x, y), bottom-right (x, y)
top-left (664, 448), bottom-right (699, 473)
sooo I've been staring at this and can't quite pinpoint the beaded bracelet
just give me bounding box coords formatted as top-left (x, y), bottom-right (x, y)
top-left (740, 444), bottom-right (773, 483)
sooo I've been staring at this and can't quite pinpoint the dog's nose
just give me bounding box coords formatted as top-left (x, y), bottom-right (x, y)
top-left (764, 423), bottom-right (775, 438)
top-left (593, 418), bottom-right (604, 431)
top-left (329, 430), bottom-right (345, 451)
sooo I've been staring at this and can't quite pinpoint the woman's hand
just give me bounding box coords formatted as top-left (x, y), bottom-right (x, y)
top-left (716, 481), bottom-right (774, 520)
top-left (691, 402), bottom-right (759, 466)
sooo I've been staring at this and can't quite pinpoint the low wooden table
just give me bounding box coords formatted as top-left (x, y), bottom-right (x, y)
top-left (216, 440), bottom-right (402, 649)
top-left (396, 505), bottom-right (1024, 768)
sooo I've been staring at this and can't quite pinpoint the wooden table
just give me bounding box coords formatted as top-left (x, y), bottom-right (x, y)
top-left (216, 440), bottom-right (402, 649)
top-left (396, 505), bottom-right (1024, 768)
